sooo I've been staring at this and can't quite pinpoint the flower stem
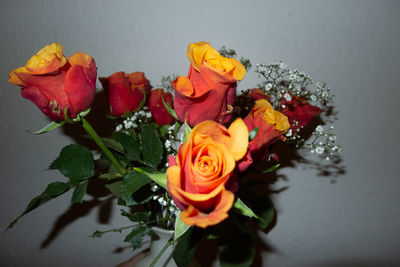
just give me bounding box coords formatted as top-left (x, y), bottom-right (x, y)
top-left (149, 236), bottom-right (173, 267)
top-left (81, 117), bottom-right (126, 175)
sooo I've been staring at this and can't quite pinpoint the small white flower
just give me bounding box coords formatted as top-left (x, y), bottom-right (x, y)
top-left (283, 93), bottom-right (292, 101)
top-left (165, 140), bottom-right (171, 149)
top-left (146, 112), bottom-right (152, 118)
top-left (125, 121), bottom-right (133, 129)
top-left (258, 66), bottom-right (267, 72)
top-left (153, 195), bottom-right (159, 200)
top-left (329, 136), bottom-right (336, 142)
top-left (169, 206), bottom-right (175, 212)
top-left (138, 110), bottom-right (145, 116)
top-left (116, 125), bottom-right (123, 132)
top-left (151, 185), bottom-right (159, 192)
top-left (290, 74), bottom-right (297, 81)
top-left (310, 95), bottom-right (317, 101)
top-left (325, 157), bottom-right (330, 161)
top-left (279, 62), bottom-right (287, 69)
top-left (265, 83), bottom-right (273, 91)
top-left (170, 200), bottom-right (175, 206)
top-left (316, 125), bottom-right (324, 133)
top-left (315, 146), bottom-right (324, 154)
top-left (286, 129), bottom-right (292, 137)
top-left (322, 92), bottom-right (328, 98)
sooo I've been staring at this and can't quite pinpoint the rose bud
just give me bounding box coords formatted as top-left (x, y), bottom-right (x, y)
top-left (280, 93), bottom-right (322, 128)
top-left (148, 88), bottom-right (175, 125)
top-left (244, 99), bottom-right (290, 160)
top-left (100, 71), bottom-right (149, 117)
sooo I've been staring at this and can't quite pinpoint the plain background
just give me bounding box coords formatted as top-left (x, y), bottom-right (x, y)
top-left (1, 0), bottom-right (399, 266)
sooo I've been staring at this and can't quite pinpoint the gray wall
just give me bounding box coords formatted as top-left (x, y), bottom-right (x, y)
top-left (1, 0), bottom-right (399, 266)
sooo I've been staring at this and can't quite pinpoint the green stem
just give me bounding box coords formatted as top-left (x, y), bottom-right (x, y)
top-left (81, 117), bottom-right (126, 175)
top-left (149, 236), bottom-right (173, 267)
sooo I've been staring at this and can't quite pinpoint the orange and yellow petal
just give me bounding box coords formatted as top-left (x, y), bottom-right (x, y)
top-left (180, 189), bottom-right (234, 228)
top-left (25, 43), bottom-right (66, 74)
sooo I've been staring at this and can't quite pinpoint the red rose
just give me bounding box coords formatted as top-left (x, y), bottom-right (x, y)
top-left (280, 94), bottom-right (322, 128)
top-left (250, 88), bottom-right (271, 101)
top-left (100, 72), bottom-right (149, 117)
top-left (148, 88), bottom-right (175, 125)
top-left (172, 42), bottom-right (246, 126)
top-left (8, 43), bottom-right (96, 121)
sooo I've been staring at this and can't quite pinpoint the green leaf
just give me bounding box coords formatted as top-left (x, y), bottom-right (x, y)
top-left (137, 169), bottom-right (167, 190)
top-left (174, 212), bottom-right (190, 241)
top-left (218, 230), bottom-right (256, 267)
top-left (233, 198), bottom-right (261, 220)
top-left (99, 137), bottom-right (124, 153)
top-left (7, 182), bottom-right (71, 230)
top-left (253, 197), bottom-right (275, 230)
top-left (27, 121), bottom-right (66, 135)
top-left (111, 132), bottom-right (141, 162)
top-left (161, 95), bottom-right (178, 120)
top-left (182, 121), bottom-right (191, 143)
top-left (121, 170), bottom-right (151, 206)
top-left (99, 172), bottom-right (122, 180)
top-left (105, 181), bottom-right (123, 198)
top-left (173, 227), bottom-right (203, 267)
top-left (121, 209), bottom-right (151, 222)
top-left (71, 181), bottom-right (88, 203)
top-left (124, 225), bottom-right (153, 250)
top-left (262, 163), bottom-right (280, 173)
top-left (249, 127), bottom-right (259, 141)
top-left (239, 193), bottom-right (275, 230)
top-left (49, 144), bottom-right (94, 180)
top-left (139, 124), bottom-right (163, 168)
top-left (45, 181), bottom-right (69, 196)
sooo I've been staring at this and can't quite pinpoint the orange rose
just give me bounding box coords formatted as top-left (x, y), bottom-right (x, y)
top-left (244, 99), bottom-right (290, 158)
top-left (172, 41), bottom-right (246, 126)
top-left (8, 43), bottom-right (96, 121)
top-left (167, 119), bottom-right (249, 228)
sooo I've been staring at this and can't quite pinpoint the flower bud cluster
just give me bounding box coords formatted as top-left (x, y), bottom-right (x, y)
top-left (115, 107), bottom-right (152, 132)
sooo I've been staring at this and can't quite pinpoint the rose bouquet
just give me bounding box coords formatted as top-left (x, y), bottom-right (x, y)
top-left (7, 41), bottom-right (340, 266)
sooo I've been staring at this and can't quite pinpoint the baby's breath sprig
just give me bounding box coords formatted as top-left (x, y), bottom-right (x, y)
top-left (162, 122), bottom-right (183, 155)
top-left (256, 60), bottom-right (339, 160)
top-left (285, 120), bottom-right (305, 147)
top-left (115, 106), bottom-right (152, 134)
top-left (159, 74), bottom-right (178, 94)
top-left (151, 184), bottom-right (178, 229)
top-left (303, 125), bottom-right (341, 160)
top-left (255, 60), bottom-right (335, 110)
